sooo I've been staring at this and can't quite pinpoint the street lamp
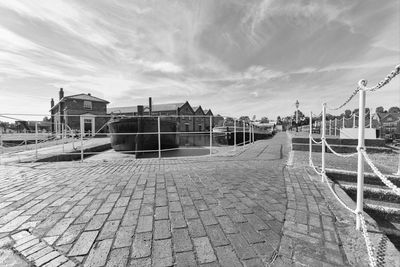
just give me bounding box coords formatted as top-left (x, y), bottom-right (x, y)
top-left (295, 100), bottom-right (299, 124)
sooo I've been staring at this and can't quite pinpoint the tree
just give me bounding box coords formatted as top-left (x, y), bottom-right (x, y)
top-left (376, 106), bottom-right (385, 114)
top-left (344, 109), bottom-right (351, 118)
top-left (260, 117), bottom-right (269, 123)
top-left (42, 116), bottom-right (51, 122)
top-left (352, 108), bottom-right (359, 115)
top-left (239, 116), bottom-right (250, 123)
top-left (388, 106), bottom-right (400, 113)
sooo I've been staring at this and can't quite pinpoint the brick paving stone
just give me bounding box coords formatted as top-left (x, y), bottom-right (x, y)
top-left (239, 223), bottom-right (265, 244)
top-left (130, 257), bottom-right (151, 266)
top-left (59, 260), bottom-right (77, 267)
top-left (152, 239), bottom-right (173, 267)
top-left (136, 215), bottom-right (153, 233)
top-left (97, 203), bottom-right (114, 214)
top-left (98, 220), bottom-right (120, 240)
top-left (199, 210), bottom-right (218, 226)
top-left (57, 224), bottom-right (85, 246)
top-left (154, 220), bottom-right (171, 240)
top-left (187, 218), bottom-right (206, 238)
top-left (115, 196), bottom-right (130, 207)
top-left (65, 205), bottom-right (86, 218)
top-left (75, 209), bottom-right (97, 224)
top-left (127, 199), bottom-right (142, 210)
top-left (46, 218), bottom-right (74, 236)
top-left (169, 201), bottom-right (182, 212)
top-left (27, 246), bottom-right (53, 262)
top-left (121, 210), bottom-right (138, 226)
top-left (193, 237), bottom-right (216, 264)
top-left (68, 231), bottom-right (98, 256)
top-left (170, 212), bottom-right (186, 229)
top-left (114, 226), bottom-right (135, 248)
top-left (131, 232), bottom-right (152, 259)
top-left (139, 204), bottom-right (153, 216)
top-left (35, 250), bottom-right (61, 266)
top-left (242, 257), bottom-right (264, 267)
top-left (21, 242), bottom-right (47, 257)
top-left (84, 239), bottom-right (113, 267)
top-left (210, 205), bottom-right (226, 217)
top-left (42, 255), bottom-right (69, 267)
top-left (108, 207), bottom-right (126, 220)
top-left (175, 251), bottom-right (196, 267)
top-left (106, 248), bottom-right (129, 267)
top-left (86, 214), bottom-right (108, 231)
top-left (0, 215), bottom-right (30, 232)
top-left (15, 238), bottom-right (40, 251)
top-left (0, 210), bottom-right (24, 224)
top-left (155, 206), bottom-right (169, 220)
top-left (183, 205), bottom-right (199, 220)
top-left (226, 208), bottom-right (247, 223)
top-left (172, 228), bottom-right (192, 252)
top-left (215, 245), bottom-right (242, 267)
top-left (228, 233), bottom-right (257, 260)
top-left (217, 216), bottom-right (238, 234)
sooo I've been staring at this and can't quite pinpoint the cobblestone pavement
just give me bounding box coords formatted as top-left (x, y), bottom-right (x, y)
top-left (0, 133), bottom-right (351, 266)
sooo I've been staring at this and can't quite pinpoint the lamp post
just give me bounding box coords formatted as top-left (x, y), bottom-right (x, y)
top-left (295, 100), bottom-right (299, 132)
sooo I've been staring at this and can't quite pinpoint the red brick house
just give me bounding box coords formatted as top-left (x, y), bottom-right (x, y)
top-left (50, 88), bottom-right (109, 136)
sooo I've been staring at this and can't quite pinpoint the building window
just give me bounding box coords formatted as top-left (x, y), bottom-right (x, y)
top-left (84, 101), bottom-right (92, 110)
top-left (185, 124), bottom-right (189, 132)
top-left (198, 125), bottom-right (202, 132)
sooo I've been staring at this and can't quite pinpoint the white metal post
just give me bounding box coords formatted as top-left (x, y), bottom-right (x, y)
top-left (0, 134), bottom-right (3, 165)
top-left (370, 112), bottom-right (372, 128)
top-left (329, 120), bottom-right (332, 136)
top-left (243, 121), bottom-right (245, 146)
top-left (353, 114), bottom-right (356, 128)
top-left (209, 116), bottom-right (212, 156)
top-left (321, 103), bottom-right (326, 182)
top-left (234, 119), bottom-right (236, 150)
top-left (35, 122), bottom-right (38, 160)
top-left (80, 117), bottom-right (84, 162)
top-left (334, 118), bottom-right (337, 136)
top-left (356, 82), bottom-right (366, 230)
top-left (343, 117), bottom-right (345, 128)
top-left (62, 123), bottom-right (65, 153)
top-left (309, 111), bottom-right (312, 167)
top-left (252, 124), bottom-right (255, 144)
top-left (24, 133), bottom-right (27, 150)
top-left (158, 116), bottom-right (161, 159)
top-left (395, 153), bottom-right (400, 176)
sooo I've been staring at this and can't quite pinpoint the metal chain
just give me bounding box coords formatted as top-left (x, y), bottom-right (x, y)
top-left (364, 64), bottom-right (400, 92)
top-left (310, 135), bottom-right (323, 144)
top-left (361, 149), bottom-right (400, 195)
top-left (359, 212), bottom-right (377, 267)
top-left (328, 88), bottom-right (360, 111)
top-left (322, 174), bottom-right (356, 214)
top-left (324, 140), bottom-right (358, 158)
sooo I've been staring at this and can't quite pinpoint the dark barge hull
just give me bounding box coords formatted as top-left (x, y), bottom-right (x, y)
top-left (108, 117), bottom-right (179, 152)
top-left (213, 127), bottom-right (272, 146)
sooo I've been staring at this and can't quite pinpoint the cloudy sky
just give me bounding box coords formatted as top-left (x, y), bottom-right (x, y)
top-left (0, 0), bottom-right (399, 121)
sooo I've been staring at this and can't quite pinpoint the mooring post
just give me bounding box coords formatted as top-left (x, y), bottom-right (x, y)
top-left (356, 80), bottom-right (366, 231)
top-left (234, 119), bottom-right (236, 150)
top-left (35, 122), bottom-right (38, 160)
top-left (158, 116), bottom-right (161, 159)
top-left (353, 114), bottom-right (356, 128)
top-left (321, 103), bottom-right (326, 182)
top-left (80, 117), bottom-right (84, 162)
top-left (209, 116), bottom-right (212, 156)
top-left (242, 121), bottom-right (245, 146)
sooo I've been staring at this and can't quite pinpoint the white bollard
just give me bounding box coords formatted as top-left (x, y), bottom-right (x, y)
top-left (158, 116), bottom-right (161, 159)
top-left (353, 114), bottom-right (356, 128)
top-left (395, 153), bottom-right (400, 176)
top-left (209, 116), bottom-right (212, 156)
top-left (343, 117), bottom-right (345, 128)
top-left (321, 104), bottom-right (326, 182)
top-left (334, 118), bottom-right (337, 136)
top-left (370, 112), bottom-right (373, 128)
top-left (356, 81), bottom-right (366, 231)
top-left (35, 122), bottom-right (38, 160)
top-left (309, 111), bottom-right (312, 167)
top-left (329, 119), bottom-right (332, 136)
top-left (80, 117), bottom-right (84, 162)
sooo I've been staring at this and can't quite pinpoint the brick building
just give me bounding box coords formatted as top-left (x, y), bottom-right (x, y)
top-left (108, 100), bottom-right (214, 133)
top-left (50, 88), bottom-right (109, 136)
top-left (375, 112), bottom-right (400, 139)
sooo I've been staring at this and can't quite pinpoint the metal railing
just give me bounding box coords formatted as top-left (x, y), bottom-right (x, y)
top-left (308, 64), bottom-right (400, 267)
top-left (0, 114), bottom-right (262, 164)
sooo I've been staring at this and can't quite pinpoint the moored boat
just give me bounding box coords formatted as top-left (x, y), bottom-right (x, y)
top-left (108, 116), bottom-right (179, 152)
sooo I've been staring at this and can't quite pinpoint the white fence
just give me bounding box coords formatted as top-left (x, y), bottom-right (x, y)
top-left (308, 64), bottom-right (400, 267)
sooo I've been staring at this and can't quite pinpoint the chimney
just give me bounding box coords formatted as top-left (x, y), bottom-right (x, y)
top-left (50, 98), bottom-right (54, 108)
top-left (59, 88), bottom-right (64, 100)
top-left (88, 93), bottom-right (91, 96)
top-left (149, 97), bottom-right (152, 116)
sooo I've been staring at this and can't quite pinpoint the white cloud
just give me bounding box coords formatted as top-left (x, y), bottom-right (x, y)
top-left (137, 60), bottom-right (184, 73)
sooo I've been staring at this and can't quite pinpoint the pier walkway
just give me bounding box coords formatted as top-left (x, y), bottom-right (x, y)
top-left (0, 132), bottom-right (392, 266)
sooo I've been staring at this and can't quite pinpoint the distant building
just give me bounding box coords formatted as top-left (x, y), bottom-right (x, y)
top-left (375, 112), bottom-right (400, 139)
top-left (50, 88), bottom-right (109, 136)
top-left (108, 100), bottom-right (214, 133)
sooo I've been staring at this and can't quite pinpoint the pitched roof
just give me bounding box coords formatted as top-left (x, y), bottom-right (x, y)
top-left (66, 94), bottom-right (109, 103)
top-left (377, 112), bottom-right (400, 122)
top-left (108, 102), bottom-right (186, 114)
top-left (50, 93), bottom-right (109, 111)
